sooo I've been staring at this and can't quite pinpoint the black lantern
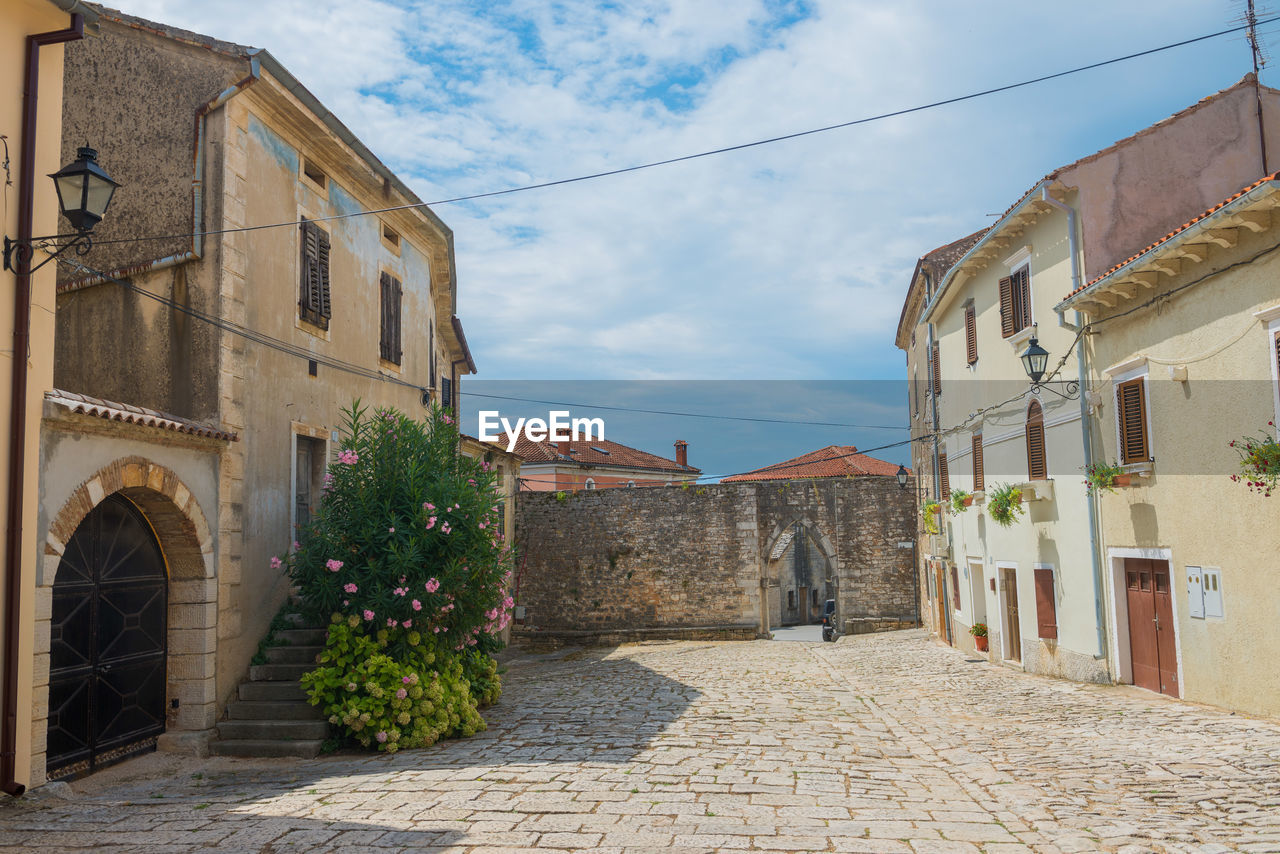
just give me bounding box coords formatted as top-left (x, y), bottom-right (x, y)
top-left (1020, 333), bottom-right (1050, 385)
top-left (50, 147), bottom-right (119, 233)
top-left (896, 464), bottom-right (910, 490)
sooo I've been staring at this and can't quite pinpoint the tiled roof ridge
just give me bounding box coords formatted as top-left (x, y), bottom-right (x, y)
top-left (1066, 171), bottom-right (1280, 298)
top-left (512, 435), bottom-right (700, 473)
top-left (721, 444), bottom-right (903, 482)
top-left (47, 389), bottom-right (239, 441)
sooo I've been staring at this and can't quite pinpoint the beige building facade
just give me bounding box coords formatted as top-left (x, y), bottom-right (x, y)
top-left (1058, 174), bottom-right (1280, 717)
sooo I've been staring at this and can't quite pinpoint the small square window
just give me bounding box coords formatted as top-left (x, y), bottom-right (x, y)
top-left (302, 158), bottom-right (328, 191)
top-left (381, 223), bottom-right (401, 251)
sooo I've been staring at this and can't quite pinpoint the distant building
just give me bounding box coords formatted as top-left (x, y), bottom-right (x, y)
top-left (720, 445), bottom-right (902, 483)
top-left (511, 437), bottom-right (699, 491)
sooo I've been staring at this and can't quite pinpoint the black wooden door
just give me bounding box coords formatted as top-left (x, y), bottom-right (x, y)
top-left (47, 494), bottom-right (167, 780)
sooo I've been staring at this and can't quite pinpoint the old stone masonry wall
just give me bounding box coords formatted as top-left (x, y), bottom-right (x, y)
top-left (514, 478), bottom-right (917, 642)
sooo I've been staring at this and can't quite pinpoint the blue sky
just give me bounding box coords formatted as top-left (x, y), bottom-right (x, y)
top-left (120, 0), bottom-right (1273, 471)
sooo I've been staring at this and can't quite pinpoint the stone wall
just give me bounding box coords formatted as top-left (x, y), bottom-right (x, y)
top-left (514, 477), bottom-right (918, 641)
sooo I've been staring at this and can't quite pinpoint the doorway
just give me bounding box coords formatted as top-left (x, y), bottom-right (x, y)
top-left (1001, 566), bottom-right (1021, 663)
top-left (932, 560), bottom-right (951, 645)
top-left (47, 494), bottom-right (168, 780)
top-left (1124, 558), bottom-right (1179, 697)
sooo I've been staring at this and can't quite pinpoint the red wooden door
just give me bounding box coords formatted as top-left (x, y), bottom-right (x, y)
top-left (1125, 558), bottom-right (1179, 697)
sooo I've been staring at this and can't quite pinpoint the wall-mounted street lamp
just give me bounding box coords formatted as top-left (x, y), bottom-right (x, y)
top-left (4, 146), bottom-right (118, 273)
top-left (896, 464), bottom-right (910, 490)
top-left (1020, 323), bottom-right (1079, 400)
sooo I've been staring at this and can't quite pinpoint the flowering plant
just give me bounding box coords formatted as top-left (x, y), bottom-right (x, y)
top-left (1229, 424), bottom-right (1280, 497)
top-left (279, 402), bottom-right (514, 751)
top-left (986, 483), bottom-right (1024, 528)
top-left (949, 489), bottom-right (972, 514)
top-left (1084, 460), bottom-right (1126, 493)
top-left (921, 500), bottom-right (942, 535)
top-left (968, 622), bottom-right (988, 638)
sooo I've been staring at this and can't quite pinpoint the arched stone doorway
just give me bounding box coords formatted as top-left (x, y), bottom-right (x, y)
top-left (34, 458), bottom-right (215, 785)
top-left (763, 519), bottom-right (837, 629)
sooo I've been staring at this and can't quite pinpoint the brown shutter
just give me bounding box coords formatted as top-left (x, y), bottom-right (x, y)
top-left (1034, 567), bottom-right (1057, 639)
top-left (931, 342), bottom-right (942, 397)
top-left (1013, 267), bottom-right (1031, 331)
top-left (938, 452), bottom-right (950, 499)
top-left (316, 228), bottom-right (332, 327)
top-left (299, 219), bottom-right (317, 322)
top-left (972, 434), bottom-right (984, 492)
top-left (999, 276), bottom-right (1015, 337)
top-left (1116, 378), bottom-right (1150, 463)
top-left (951, 565), bottom-right (961, 604)
top-left (428, 321), bottom-right (436, 388)
top-left (965, 304), bottom-right (978, 364)
top-left (379, 272), bottom-right (391, 361)
top-left (1026, 400), bottom-right (1046, 480)
top-left (392, 276), bottom-right (402, 364)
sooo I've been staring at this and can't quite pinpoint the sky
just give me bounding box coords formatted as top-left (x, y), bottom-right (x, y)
top-left (114, 0), bottom-right (1274, 474)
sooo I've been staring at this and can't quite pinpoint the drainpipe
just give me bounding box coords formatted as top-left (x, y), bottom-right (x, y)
top-left (3, 13), bottom-right (86, 799)
top-left (59, 58), bottom-right (261, 290)
top-left (1040, 187), bottom-right (1109, 663)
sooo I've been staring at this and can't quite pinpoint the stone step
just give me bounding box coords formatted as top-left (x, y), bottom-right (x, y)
top-left (227, 700), bottom-right (324, 721)
top-left (274, 628), bottom-right (327, 646)
top-left (217, 718), bottom-right (329, 741)
top-left (282, 613), bottom-right (323, 630)
top-left (249, 663), bottom-right (314, 682)
top-left (239, 680), bottom-right (306, 702)
top-left (209, 738), bottom-right (324, 759)
top-left (263, 645), bottom-right (322, 665)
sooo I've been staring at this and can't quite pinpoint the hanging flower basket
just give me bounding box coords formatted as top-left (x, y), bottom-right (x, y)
top-left (1084, 460), bottom-right (1126, 494)
top-left (987, 483), bottom-right (1024, 527)
top-left (950, 489), bottom-right (973, 514)
top-left (921, 500), bottom-right (942, 535)
top-left (1229, 425), bottom-right (1280, 497)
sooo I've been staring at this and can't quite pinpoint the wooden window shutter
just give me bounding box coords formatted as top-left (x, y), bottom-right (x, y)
top-left (1116, 378), bottom-right (1150, 463)
top-left (429, 321), bottom-right (436, 388)
top-left (998, 276), bottom-right (1015, 337)
top-left (1013, 267), bottom-right (1031, 332)
top-left (972, 434), bottom-right (984, 492)
top-left (950, 565), bottom-right (961, 604)
top-left (1026, 400), bottom-right (1046, 480)
top-left (938, 452), bottom-right (950, 499)
top-left (1034, 568), bottom-right (1057, 639)
top-left (299, 219), bottom-right (318, 325)
top-left (441, 376), bottom-right (452, 409)
top-left (379, 272), bottom-right (392, 362)
top-left (931, 342), bottom-right (942, 397)
top-left (965, 304), bottom-right (978, 364)
top-left (392, 276), bottom-right (402, 364)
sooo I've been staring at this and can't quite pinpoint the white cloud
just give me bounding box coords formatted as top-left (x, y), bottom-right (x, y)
top-left (112, 0), bottom-right (1255, 380)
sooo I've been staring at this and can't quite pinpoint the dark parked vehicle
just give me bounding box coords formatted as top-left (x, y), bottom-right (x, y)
top-left (821, 599), bottom-right (838, 642)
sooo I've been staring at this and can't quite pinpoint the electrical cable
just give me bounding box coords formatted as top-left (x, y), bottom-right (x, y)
top-left (69, 16), bottom-right (1279, 251)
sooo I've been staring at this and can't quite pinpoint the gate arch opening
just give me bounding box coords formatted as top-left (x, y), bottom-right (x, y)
top-left (762, 519), bottom-right (837, 629)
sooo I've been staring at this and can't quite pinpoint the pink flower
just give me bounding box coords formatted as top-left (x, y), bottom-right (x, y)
top-left (388, 527), bottom-right (396, 533)
top-left (425, 516), bottom-right (437, 530)
top-left (269, 556), bottom-right (283, 570)
top-left (344, 583), bottom-right (358, 594)
top-left (375, 731), bottom-right (388, 743)
top-left (479, 522), bottom-right (486, 530)
top-left (326, 558), bottom-right (344, 572)
top-left (363, 610), bottom-right (375, 621)
top-left (387, 618), bottom-right (398, 627)
top-left (424, 503), bottom-right (435, 511)
top-left (338, 449), bottom-right (359, 465)
top-left (425, 578), bottom-right (440, 593)
top-left (396, 688), bottom-right (407, 699)
top-left (412, 599), bottom-right (422, 611)
top-left (394, 587), bottom-right (407, 597)
top-left (402, 619), bottom-right (412, 629)
top-left (292, 541), bottom-right (301, 550)
top-left (342, 599), bottom-right (349, 606)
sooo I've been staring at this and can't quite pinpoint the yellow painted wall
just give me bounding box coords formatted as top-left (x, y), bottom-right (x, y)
top-left (0, 0), bottom-right (75, 792)
top-left (1085, 220), bottom-right (1280, 717)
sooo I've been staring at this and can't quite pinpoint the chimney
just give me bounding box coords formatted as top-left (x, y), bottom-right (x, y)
top-left (557, 440), bottom-right (571, 458)
top-left (674, 440), bottom-right (688, 468)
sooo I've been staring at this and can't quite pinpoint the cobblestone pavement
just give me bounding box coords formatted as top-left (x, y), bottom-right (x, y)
top-left (1, 630), bottom-right (1278, 853)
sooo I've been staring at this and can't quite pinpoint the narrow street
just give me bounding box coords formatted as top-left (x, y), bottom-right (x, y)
top-left (1, 630), bottom-right (1277, 853)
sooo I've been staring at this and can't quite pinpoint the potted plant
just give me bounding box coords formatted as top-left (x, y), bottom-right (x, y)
top-left (921, 500), bottom-right (942, 535)
top-left (1084, 460), bottom-right (1128, 493)
top-left (1229, 424), bottom-right (1280, 497)
top-left (950, 489), bottom-right (973, 514)
top-left (969, 622), bottom-right (989, 652)
top-left (987, 482), bottom-right (1024, 527)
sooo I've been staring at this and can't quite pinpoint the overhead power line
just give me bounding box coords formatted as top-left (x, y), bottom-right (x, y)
top-left (76, 16), bottom-right (1277, 251)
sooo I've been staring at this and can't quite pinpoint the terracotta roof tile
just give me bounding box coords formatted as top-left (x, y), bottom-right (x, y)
top-left (721, 445), bottom-right (904, 483)
top-left (1063, 171), bottom-right (1280, 300)
top-left (507, 435), bottom-right (699, 473)
top-left (47, 389), bottom-right (238, 441)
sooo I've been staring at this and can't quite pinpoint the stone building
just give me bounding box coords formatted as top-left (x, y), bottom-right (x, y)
top-left (29, 9), bottom-right (474, 784)
top-left (513, 436), bottom-right (699, 491)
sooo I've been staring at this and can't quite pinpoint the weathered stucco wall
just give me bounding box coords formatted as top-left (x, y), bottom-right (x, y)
top-left (514, 478), bottom-right (917, 641)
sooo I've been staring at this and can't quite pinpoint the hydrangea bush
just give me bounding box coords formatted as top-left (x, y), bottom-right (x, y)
top-left (283, 402), bottom-right (514, 751)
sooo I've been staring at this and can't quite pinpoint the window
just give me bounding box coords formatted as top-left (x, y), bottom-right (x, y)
top-left (626, 480), bottom-right (635, 488)
top-left (585, 478), bottom-right (596, 490)
top-left (1025, 400), bottom-right (1046, 480)
top-left (950, 565), bottom-right (960, 605)
top-left (938, 452), bottom-right (950, 499)
top-left (301, 157), bottom-right (327, 191)
top-left (1033, 566), bottom-right (1057, 639)
top-left (381, 222), bottom-right (401, 252)
top-left (811, 588), bottom-right (819, 607)
top-left (972, 434), bottom-right (984, 492)
top-left (930, 341), bottom-right (941, 397)
top-left (1116, 377), bottom-right (1150, 464)
top-left (299, 219), bottom-right (332, 330)
top-left (965, 303), bottom-right (978, 364)
top-left (379, 272), bottom-right (403, 365)
top-left (440, 376), bottom-right (453, 409)
top-left (428, 321), bottom-right (436, 389)
top-left (999, 266), bottom-right (1032, 337)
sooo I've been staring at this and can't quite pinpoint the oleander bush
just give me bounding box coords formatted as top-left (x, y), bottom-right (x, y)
top-left (280, 401), bottom-right (514, 752)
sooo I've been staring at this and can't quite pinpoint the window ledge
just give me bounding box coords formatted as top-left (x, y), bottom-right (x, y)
top-left (1018, 479), bottom-right (1055, 502)
top-left (1005, 327), bottom-right (1034, 349)
top-left (1118, 461), bottom-right (1154, 481)
top-left (971, 490), bottom-right (986, 504)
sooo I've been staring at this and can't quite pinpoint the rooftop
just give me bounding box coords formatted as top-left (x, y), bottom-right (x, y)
top-left (720, 445), bottom-right (903, 483)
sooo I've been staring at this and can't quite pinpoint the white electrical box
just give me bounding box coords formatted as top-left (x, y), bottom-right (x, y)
top-left (1202, 567), bottom-right (1224, 619)
top-left (1186, 566), bottom-right (1205, 619)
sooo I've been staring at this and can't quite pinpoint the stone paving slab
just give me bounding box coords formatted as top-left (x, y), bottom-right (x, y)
top-left (0, 630), bottom-right (1276, 852)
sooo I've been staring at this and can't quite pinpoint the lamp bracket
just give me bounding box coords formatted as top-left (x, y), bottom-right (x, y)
top-left (3, 232), bottom-right (93, 274)
top-left (1030, 379), bottom-right (1081, 400)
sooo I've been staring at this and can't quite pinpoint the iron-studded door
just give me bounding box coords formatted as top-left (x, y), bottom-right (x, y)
top-left (1125, 558), bottom-right (1179, 697)
top-left (47, 494), bottom-right (167, 780)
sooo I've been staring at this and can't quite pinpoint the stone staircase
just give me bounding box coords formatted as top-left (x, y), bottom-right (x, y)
top-left (210, 616), bottom-right (331, 758)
